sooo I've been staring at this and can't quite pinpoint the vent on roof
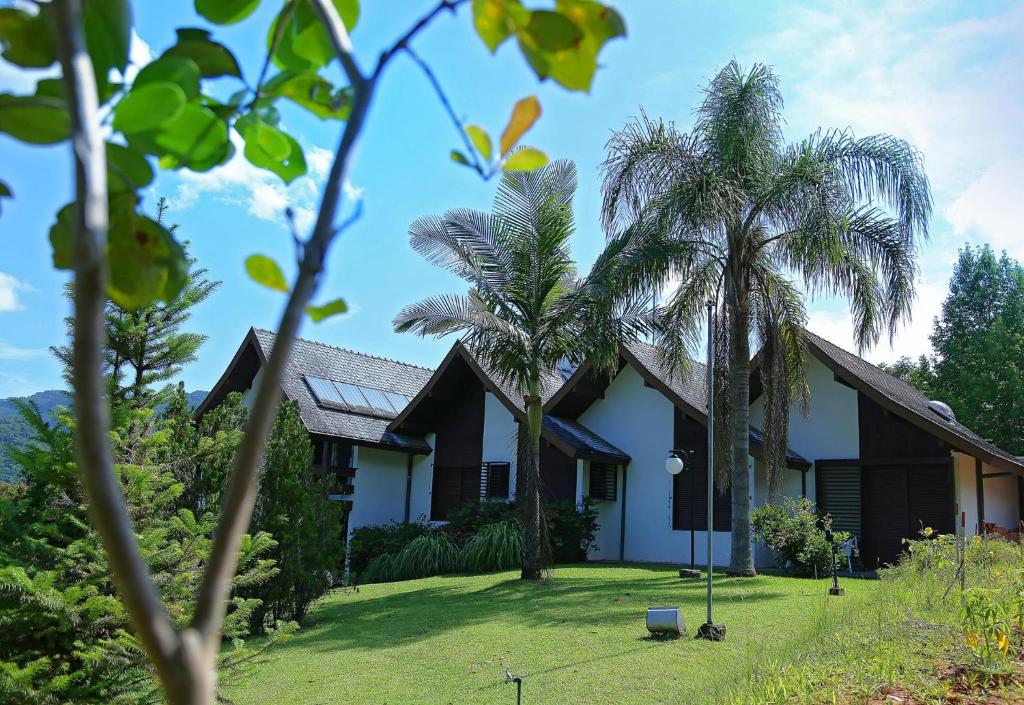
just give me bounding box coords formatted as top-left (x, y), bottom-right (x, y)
top-left (927, 400), bottom-right (956, 422)
top-left (304, 375), bottom-right (413, 418)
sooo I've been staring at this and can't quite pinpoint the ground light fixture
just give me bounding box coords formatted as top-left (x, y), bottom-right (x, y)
top-left (820, 521), bottom-right (845, 596)
top-left (504, 668), bottom-right (522, 705)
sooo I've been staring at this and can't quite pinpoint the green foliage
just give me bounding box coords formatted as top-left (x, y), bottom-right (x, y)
top-left (395, 532), bottom-right (460, 579)
top-left (0, 403), bottom-right (279, 705)
top-left (242, 401), bottom-right (345, 630)
top-left (445, 499), bottom-right (519, 546)
top-left (348, 520), bottom-right (433, 576)
top-left (361, 553), bottom-right (399, 584)
top-left (460, 520), bottom-right (524, 573)
top-left (546, 498), bottom-right (598, 562)
top-left (244, 253), bottom-right (289, 292)
top-left (751, 497), bottom-right (849, 577)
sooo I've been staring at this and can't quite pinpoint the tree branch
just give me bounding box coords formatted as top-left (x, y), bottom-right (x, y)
top-left (404, 45), bottom-right (487, 178)
top-left (54, 0), bottom-right (179, 684)
top-left (376, 0), bottom-right (468, 75)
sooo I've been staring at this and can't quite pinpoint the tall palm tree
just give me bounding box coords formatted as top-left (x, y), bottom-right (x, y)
top-left (599, 61), bottom-right (932, 575)
top-left (394, 160), bottom-right (634, 579)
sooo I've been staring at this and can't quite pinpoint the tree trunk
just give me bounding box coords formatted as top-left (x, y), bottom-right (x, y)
top-left (520, 380), bottom-right (545, 580)
top-left (728, 277), bottom-right (755, 576)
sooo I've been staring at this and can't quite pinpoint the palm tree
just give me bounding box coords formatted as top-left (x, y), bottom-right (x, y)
top-left (394, 160), bottom-right (633, 579)
top-left (599, 61), bottom-right (932, 575)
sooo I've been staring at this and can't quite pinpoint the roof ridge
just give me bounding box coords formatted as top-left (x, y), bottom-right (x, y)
top-left (253, 327), bottom-right (435, 372)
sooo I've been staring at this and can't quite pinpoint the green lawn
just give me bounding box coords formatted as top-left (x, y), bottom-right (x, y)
top-left (226, 564), bottom-right (879, 705)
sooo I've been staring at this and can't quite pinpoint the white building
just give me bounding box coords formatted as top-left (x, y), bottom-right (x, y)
top-left (197, 327), bottom-right (1024, 570)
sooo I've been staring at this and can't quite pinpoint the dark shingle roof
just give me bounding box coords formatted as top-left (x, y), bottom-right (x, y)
top-left (543, 415), bottom-right (630, 463)
top-left (803, 331), bottom-right (1024, 473)
top-left (252, 329), bottom-right (434, 453)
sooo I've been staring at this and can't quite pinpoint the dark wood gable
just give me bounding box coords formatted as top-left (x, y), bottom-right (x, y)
top-left (672, 408), bottom-right (731, 531)
top-left (430, 361), bottom-right (486, 520)
top-left (858, 393), bottom-right (946, 458)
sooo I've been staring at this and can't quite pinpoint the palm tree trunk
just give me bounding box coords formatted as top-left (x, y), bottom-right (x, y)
top-left (520, 379), bottom-right (545, 580)
top-left (728, 277), bottom-right (755, 576)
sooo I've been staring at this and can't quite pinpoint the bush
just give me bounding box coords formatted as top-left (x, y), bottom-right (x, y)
top-left (348, 520), bottom-right (432, 576)
top-left (395, 532), bottom-right (459, 579)
top-left (362, 553), bottom-right (399, 584)
top-left (546, 498), bottom-right (599, 562)
top-left (751, 497), bottom-right (848, 577)
top-left (461, 521), bottom-right (524, 573)
top-left (445, 499), bottom-right (518, 546)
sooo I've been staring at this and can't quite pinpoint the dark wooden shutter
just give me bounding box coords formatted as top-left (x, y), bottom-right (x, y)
top-left (431, 466), bottom-right (461, 521)
top-left (589, 463), bottom-right (617, 501)
top-left (816, 463), bottom-right (862, 536)
top-left (861, 466), bottom-right (909, 568)
top-left (908, 465), bottom-right (954, 537)
top-left (484, 462), bottom-right (510, 499)
top-left (540, 440), bottom-right (577, 501)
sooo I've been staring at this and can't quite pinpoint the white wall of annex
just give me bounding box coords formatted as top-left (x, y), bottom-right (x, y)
top-left (408, 433), bottom-right (435, 524)
top-left (751, 355), bottom-right (859, 466)
top-left (982, 461), bottom-right (1021, 530)
top-left (954, 452), bottom-right (979, 536)
top-left (238, 367), bottom-right (263, 410)
top-left (347, 447), bottom-right (408, 532)
top-left (482, 391), bottom-right (518, 499)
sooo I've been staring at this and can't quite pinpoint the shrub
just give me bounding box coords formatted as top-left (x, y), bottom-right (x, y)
top-left (349, 520), bottom-right (432, 576)
top-left (751, 497), bottom-right (848, 577)
top-left (461, 521), bottom-right (525, 573)
top-left (362, 553), bottom-right (399, 584)
top-left (395, 532), bottom-right (459, 579)
top-left (546, 498), bottom-right (599, 562)
top-left (445, 499), bottom-right (518, 546)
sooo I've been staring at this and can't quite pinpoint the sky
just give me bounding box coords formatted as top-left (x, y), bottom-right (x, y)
top-left (1, 0), bottom-right (1023, 398)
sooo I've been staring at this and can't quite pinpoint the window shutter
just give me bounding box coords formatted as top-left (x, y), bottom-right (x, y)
top-left (589, 463), bottom-right (617, 501)
top-left (483, 462), bottom-right (511, 499)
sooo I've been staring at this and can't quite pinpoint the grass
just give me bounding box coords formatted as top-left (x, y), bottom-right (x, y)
top-left (225, 564), bottom-right (882, 705)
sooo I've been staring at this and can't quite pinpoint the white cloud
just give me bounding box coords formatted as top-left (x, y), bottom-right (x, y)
top-left (0, 341), bottom-right (46, 360)
top-left (0, 272), bottom-right (32, 312)
top-left (120, 31), bottom-right (154, 84)
top-left (945, 160), bottom-right (1024, 259)
top-left (174, 140), bottom-right (359, 235)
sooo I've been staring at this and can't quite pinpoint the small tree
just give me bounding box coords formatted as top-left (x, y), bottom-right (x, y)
top-left (243, 401), bottom-right (343, 631)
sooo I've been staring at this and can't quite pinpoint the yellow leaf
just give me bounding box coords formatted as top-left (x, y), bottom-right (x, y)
top-left (465, 124), bottom-right (492, 162)
top-left (500, 95), bottom-right (541, 156)
top-left (502, 147), bottom-right (548, 172)
top-left (997, 632), bottom-right (1010, 654)
top-left (966, 631), bottom-right (978, 648)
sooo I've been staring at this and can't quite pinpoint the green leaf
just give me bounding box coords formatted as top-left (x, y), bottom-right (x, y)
top-left (126, 103), bottom-right (230, 171)
top-left (49, 203), bottom-right (76, 270)
top-left (472, 0), bottom-right (527, 53)
top-left (306, 298), bottom-right (349, 322)
top-left (0, 8), bottom-right (56, 68)
top-left (245, 254), bottom-right (289, 292)
top-left (502, 147), bottom-right (548, 172)
top-left (524, 10), bottom-right (582, 51)
top-left (108, 196), bottom-right (188, 308)
top-left (450, 150), bottom-right (471, 166)
top-left (0, 94), bottom-right (69, 144)
top-left (164, 28), bottom-right (242, 78)
top-left (84, 0), bottom-right (132, 74)
top-left (195, 0), bottom-right (261, 25)
top-left (263, 71), bottom-right (351, 120)
top-left (113, 82), bottom-right (187, 133)
top-left (240, 116), bottom-right (307, 183)
top-left (499, 95), bottom-right (541, 156)
top-left (269, 0), bottom-right (360, 73)
top-left (465, 125), bottom-right (492, 163)
top-left (134, 55), bottom-right (201, 100)
top-left (106, 143), bottom-right (154, 192)
top-left (515, 1), bottom-right (625, 92)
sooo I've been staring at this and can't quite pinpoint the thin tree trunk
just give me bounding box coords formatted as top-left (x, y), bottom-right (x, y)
top-left (521, 380), bottom-right (544, 580)
top-left (728, 275), bottom-right (755, 576)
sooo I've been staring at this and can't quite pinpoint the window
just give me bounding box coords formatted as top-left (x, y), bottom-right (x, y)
top-left (430, 465), bottom-right (481, 521)
top-left (482, 462), bottom-right (511, 499)
top-left (589, 463), bottom-right (617, 501)
top-left (672, 464), bottom-right (731, 531)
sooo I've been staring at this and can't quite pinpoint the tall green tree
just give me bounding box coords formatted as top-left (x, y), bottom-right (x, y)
top-left (878, 354), bottom-right (936, 397)
top-left (394, 160), bottom-right (634, 580)
top-left (930, 246), bottom-right (1024, 454)
top-left (51, 199), bottom-right (219, 409)
top-left (599, 61), bottom-right (932, 575)
top-left (243, 401), bottom-right (343, 631)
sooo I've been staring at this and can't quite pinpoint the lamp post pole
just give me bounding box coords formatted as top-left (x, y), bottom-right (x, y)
top-left (697, 300), bottom-right (725, 641)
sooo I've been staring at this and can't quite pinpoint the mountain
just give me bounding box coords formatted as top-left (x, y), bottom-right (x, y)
top-left (0, 389), bottom-right (208, 483)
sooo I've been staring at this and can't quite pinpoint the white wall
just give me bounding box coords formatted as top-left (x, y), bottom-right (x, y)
top-left (981, 461), bottom-right (1021, 530)
top-left (578, 364), bottom-right (735, 566)
top-left (238, 368), bottom-right (263, 410)
top-left (751, 355), bottom-right (859, 472)
top-left (347, 447), bottom-right (409, 532)
top-left (482, 391), bottom-right (518, 499)
top-left (954, 452), bottom-right (979, 536)
top-left (408, 433), bottom-right (435, 524)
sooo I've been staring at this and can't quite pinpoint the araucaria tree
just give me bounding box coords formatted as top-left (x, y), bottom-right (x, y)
top-left (600, 61), bottom-right (932, 575)
top-left (394, 161), bottom-right (628, 579)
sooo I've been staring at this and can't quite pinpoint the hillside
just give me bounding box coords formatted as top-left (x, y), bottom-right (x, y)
top-left (0, 389), bottom-right (208, 483)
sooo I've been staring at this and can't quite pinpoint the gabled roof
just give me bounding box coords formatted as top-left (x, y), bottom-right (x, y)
top-left (196, 328), bottom-right (434, 453)
top-left (800, 330), bottom-right (1024, 474)
top-left (547, 339), bottom-right (809, 470)
top-left (389, 341), bottom-right (630, 464)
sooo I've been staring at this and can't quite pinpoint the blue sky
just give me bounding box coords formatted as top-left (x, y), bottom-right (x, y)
top-left (2, 0), bottom-right (1023, 397)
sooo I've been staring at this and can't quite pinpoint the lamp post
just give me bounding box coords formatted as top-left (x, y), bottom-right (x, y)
top-left (664, 300), bottom-right (725, 641)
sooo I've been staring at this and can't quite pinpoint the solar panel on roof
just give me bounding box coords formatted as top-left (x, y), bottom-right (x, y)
top-left (383, 390), bottom-right (413, 412)
top-left (304, 375), bottom-right (410, 418)
top-left (359, 386), bottom-right (398, 414)
top-left (306, 376), bottom-right (345, 407)
top-left (334, 382), bottom-right (370, 408)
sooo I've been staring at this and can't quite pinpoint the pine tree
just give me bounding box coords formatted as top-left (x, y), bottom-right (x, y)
top-left (51, 197), bottom-right (219, 408)
top-left (243, 401), bottom-right (344, 632)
